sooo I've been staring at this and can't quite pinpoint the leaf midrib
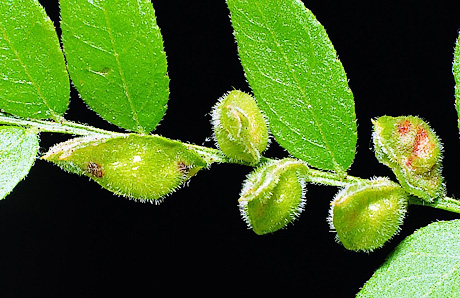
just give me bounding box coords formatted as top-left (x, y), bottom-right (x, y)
top-left (0, 24), bottom-right (58, 120)
top-left (102, 6), bottom-right (143, 134)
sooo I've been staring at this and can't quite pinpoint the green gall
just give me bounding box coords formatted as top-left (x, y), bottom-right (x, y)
top-left (372, 116), bottom-right (445, 202)
top-left (42, 134), bottom-right (206, 203)
top-left (212, 90), bottom-right (268, 165)
top-left (328, 178), bottom-right (408, 252)
top-left (239, 158), bottom-right (307, 235)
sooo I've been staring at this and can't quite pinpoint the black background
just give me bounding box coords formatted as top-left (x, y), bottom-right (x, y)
top-left (2, 0), bottom-right (460, 296)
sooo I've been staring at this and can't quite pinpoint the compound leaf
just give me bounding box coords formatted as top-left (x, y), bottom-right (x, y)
top-left (358, 220), bottom-right (460, 297)
top-left (227, 0), bottom-right (357, 173)
top-left (60, 0), bottom-right (169, 133)
top-left (0, 0), bottom-right (70, 120)
top-left (0, 126), bottom-right (39, 200)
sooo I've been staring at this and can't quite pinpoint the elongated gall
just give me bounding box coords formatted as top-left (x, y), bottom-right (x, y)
top-left (42, 134), bottom-right (206, 203)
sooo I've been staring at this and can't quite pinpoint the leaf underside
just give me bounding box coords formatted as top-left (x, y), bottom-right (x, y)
top-left (358, 220), bottom-right (460, 297)
top-left (0, 126), bottom-right (39, 200)
top-left (227, 0), bottom-right (357, 173)
top-left (453, 32), bottom-right (460, 132)
top-left (60, 0), bottom-right (169, 133)
top-left (0, 0), bottom-right (70, 120)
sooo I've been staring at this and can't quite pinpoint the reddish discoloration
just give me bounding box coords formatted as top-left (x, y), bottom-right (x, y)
top-left (405, 156), bottom-right (414, 167)
top-left (397, 120), bottom-right (411, 135)
top-left (413, 127), bottom-right (433, 156)
top-left (405, 126), bottom-right (435, 168)
top-left (87, 161), bottom-right (104, 178)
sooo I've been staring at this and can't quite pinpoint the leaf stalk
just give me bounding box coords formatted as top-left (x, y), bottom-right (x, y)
top-left (0, 114), bottom-right (122, 136)
top-left (409, 195), bottom-right (460, 215)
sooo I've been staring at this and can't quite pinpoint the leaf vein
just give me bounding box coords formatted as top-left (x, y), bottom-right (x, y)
top-left (71, 33), bottom-right (113, 55)
top-left (0, 25), bottom-right (56, 119)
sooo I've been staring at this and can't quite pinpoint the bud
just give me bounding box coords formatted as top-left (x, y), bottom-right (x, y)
top-left (212, 90), bottom-right (268, 165)
top-left (238, 158), bottom-right (307, 235)
top-left (328, 178), bottom-right (408, 252)
top-left (42, 134), bottom-right (206, 203)
top-left (372, 116), bottom-right (444, 202)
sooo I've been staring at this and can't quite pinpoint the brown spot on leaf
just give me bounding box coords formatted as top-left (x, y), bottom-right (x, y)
top-left (87, 161), bottom-right (104, 178)
top-left (177, 161), bottom-right (191, 175)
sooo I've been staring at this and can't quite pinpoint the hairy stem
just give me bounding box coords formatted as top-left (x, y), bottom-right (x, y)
top-left (190, 143), bottom-right (460, 215)
top-left (3, 113), bottom-right (460, 216)
top-left (185, 144), bottom-right (232, 164)
top-left (0, 113), bottom-right (122, 136)
top-left (409, 195), bottom-right (460, 215)
top-left (301, 166), bottom-right (367, 186)
top-left (187, 143), bottom-right (368, 187)
top-left (186, 144), bottom-right (460, 215)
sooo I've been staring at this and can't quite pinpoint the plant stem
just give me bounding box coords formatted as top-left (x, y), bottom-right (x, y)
top-left (185, 144), bottom-right (232, 164)
top-left (186, 143), bottom-right (367, 187)
top-left (0, 114), bottom-right (122, 136)
top-left (302, 165), bottom-right (367, 187)
top-left (0, 114), bottom-right (368, 188)
top-left (189, 144), bottom-right (460, 214)
top-left (409, 195), bottom-right (460, 215)
top-left (185, 145), bottom-right (460, 215)
top-left (4, 114), bottom-right (459, 215)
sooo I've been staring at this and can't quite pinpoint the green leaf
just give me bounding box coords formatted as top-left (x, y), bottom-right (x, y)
top-left (60, 0), bottom-right (169, 133)
top-left (0, 126), bottom-right (39, 200)
top-left (453, 32), bottom-right (460, 132)
top-left (358, 220), bottom-right (460, 297)
top-left (0, 0), bottom-right (70, 120)
top-left (227, 0), bottom-right (357, 173)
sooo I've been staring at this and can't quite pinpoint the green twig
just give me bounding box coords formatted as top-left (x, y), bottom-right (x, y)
top-left (5, 114), bottom-right (458, 216)
top-left (302, 166), bottom-right (368, 187)
top-left (0, 114), bottom-right (122, 136)
top-left (185, 144), bottom-right (232, 165)
top-left (409, 195), bottom-right (460, 215)
top-left (186, 143), bottom-right (368, 187)
top-left (186, 144), bottom-right (460, 215)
